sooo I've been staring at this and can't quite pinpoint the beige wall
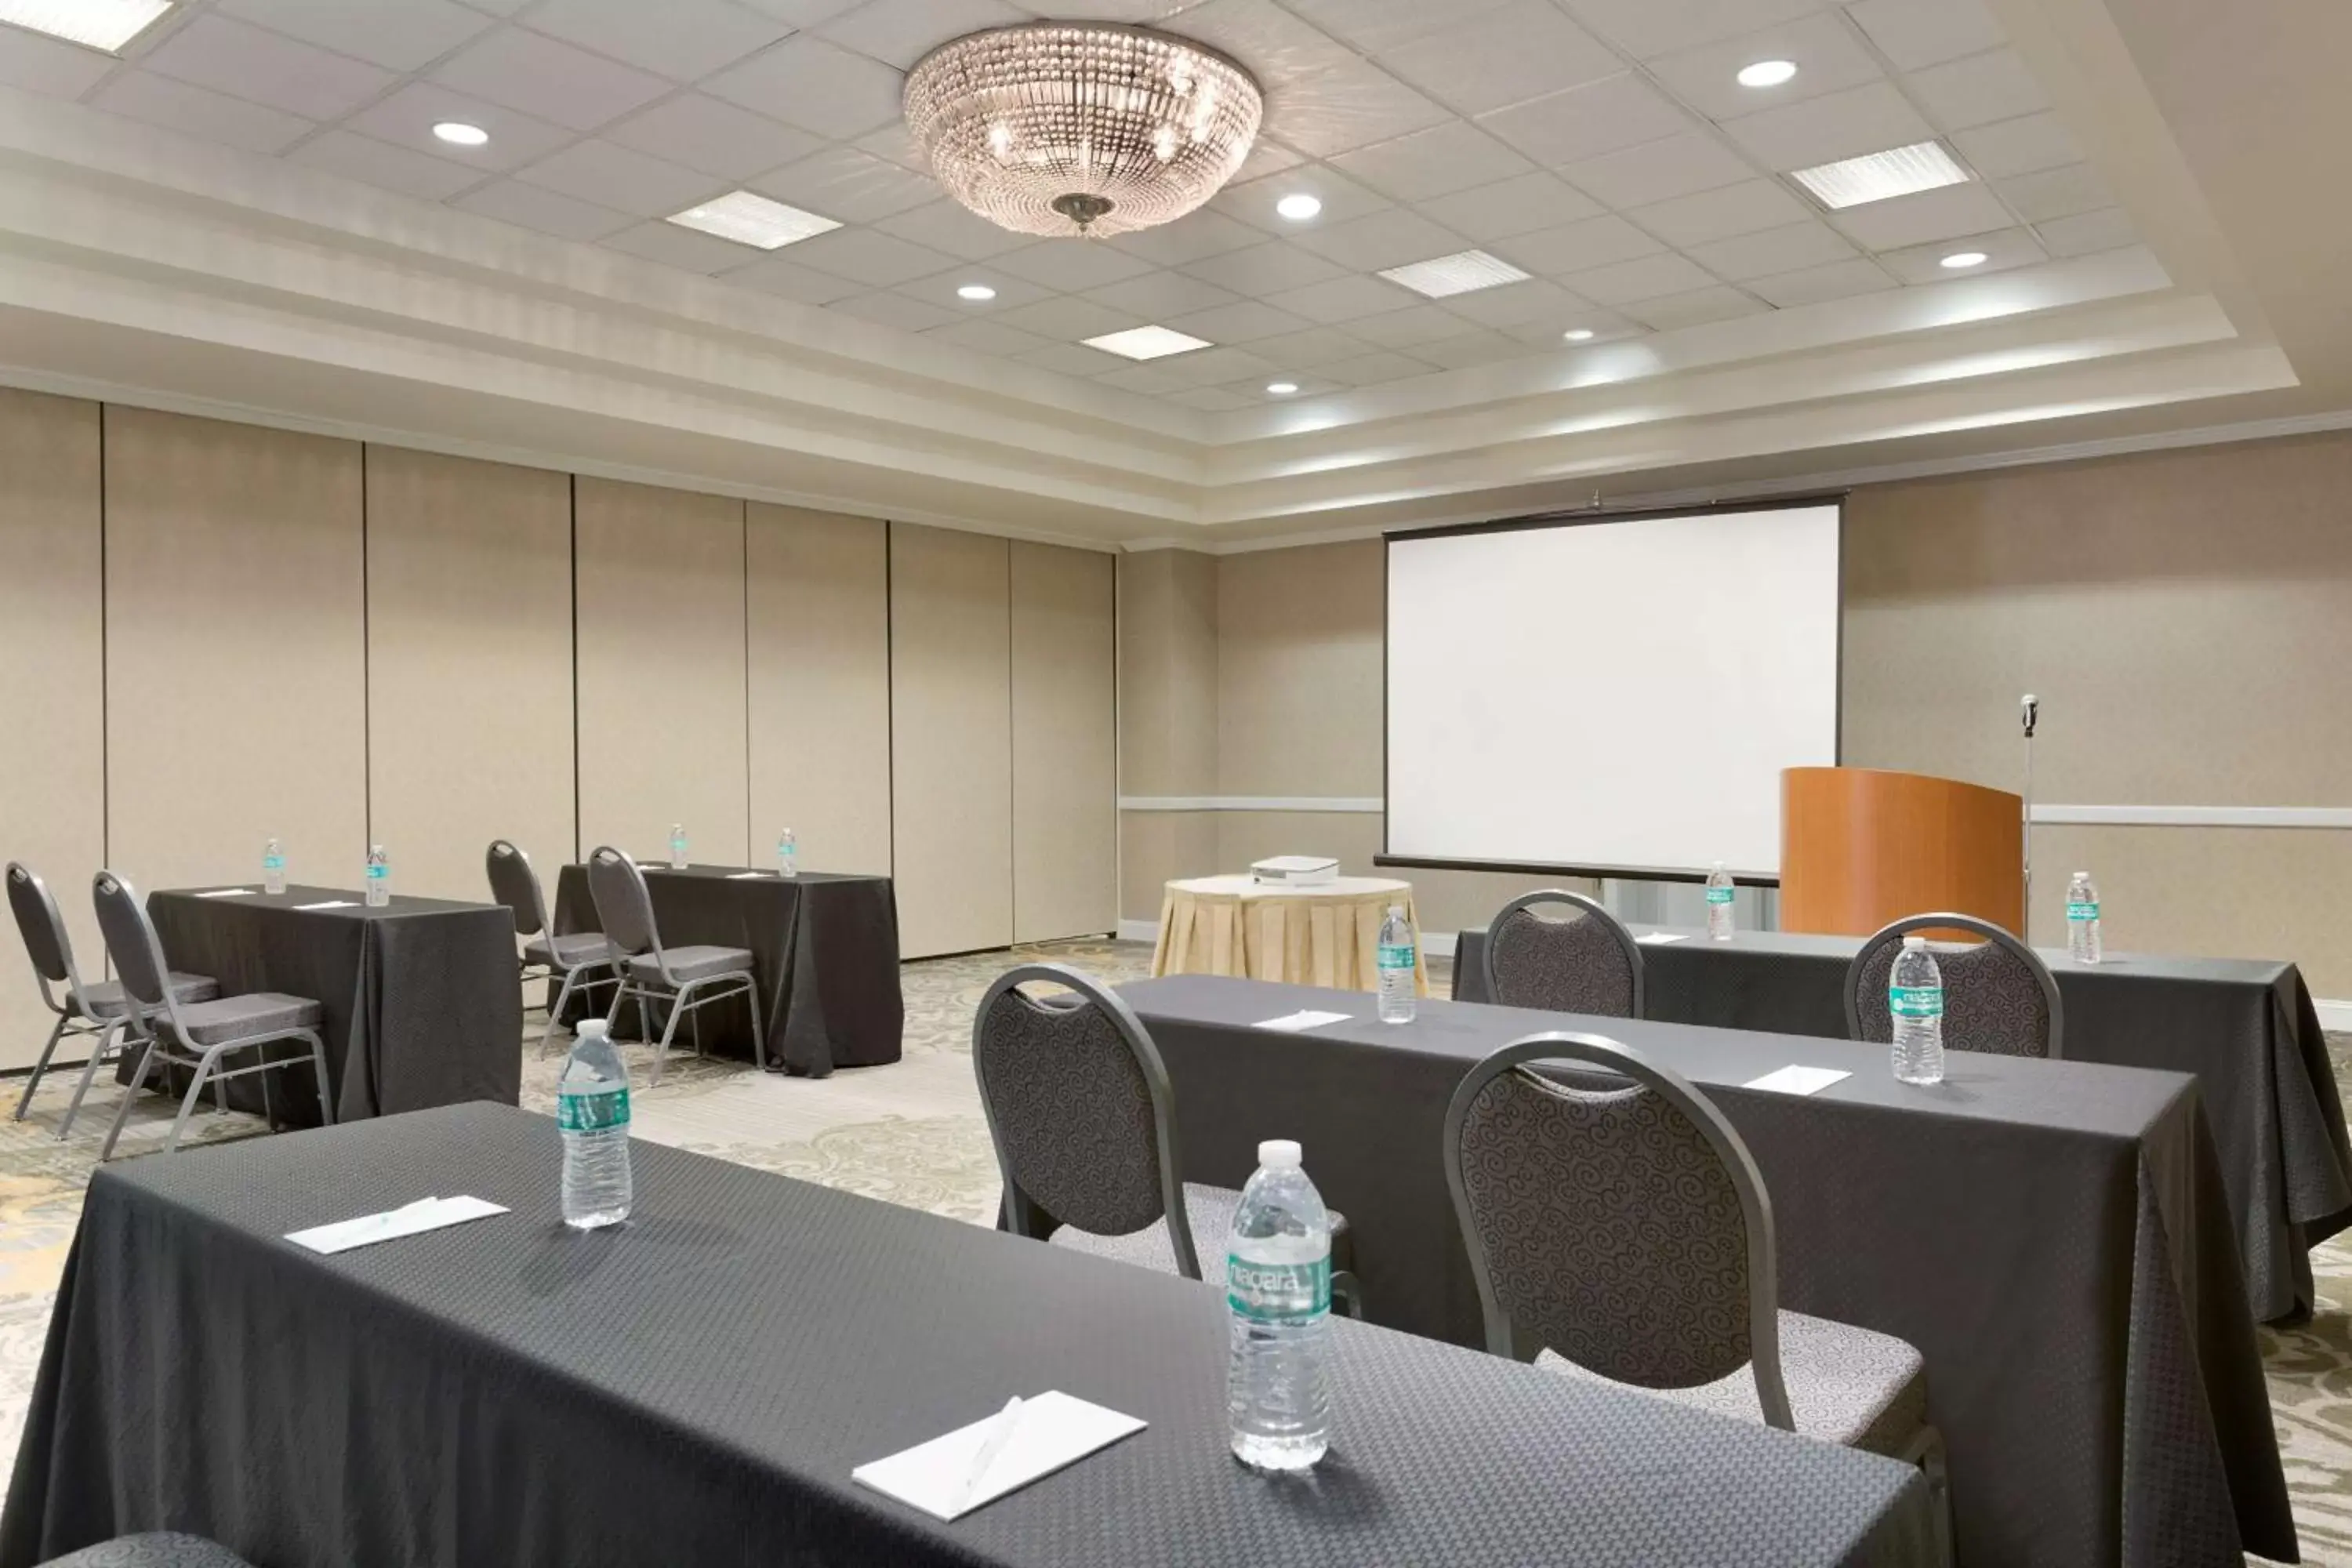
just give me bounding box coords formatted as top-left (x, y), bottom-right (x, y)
top-left (1011, 542), bottom-right (1117, 942)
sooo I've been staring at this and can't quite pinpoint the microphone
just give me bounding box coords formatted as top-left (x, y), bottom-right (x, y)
top-left (2020, 694), bottom-right (2038, 739)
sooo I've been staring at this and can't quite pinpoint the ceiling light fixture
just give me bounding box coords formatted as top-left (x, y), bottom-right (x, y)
top-left (0, 0), bottom-right (171, 51)
top-left (1791, 140), bottom-right (1969, 209)
top-left (666, 191), bottom-right (840, 250)
top-left (1380, 249), bottom-right (1530, 299)
top-left (1265, 380), bottom-right (1298, 394)
top-left (1563, 328), bottom-right (1595, 342)
top-left (1939, 250), bottom-right (1988, 269)
top-left (956, 282), bottom-right (997, 300)
top-left (903, 22), bottom-right (1264, 238)
top-left (1085, 325), bottom-right (1213, 360)
top-left (1737, 59), bottom-right (1798, 88)
top-left (1276, 193), bottom-right (1322, 221)
top-left (432, 121), bottom-right (489, 147)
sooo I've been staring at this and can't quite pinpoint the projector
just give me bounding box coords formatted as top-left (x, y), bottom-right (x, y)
top-left (1250, 855), bottom-right (1339, 886)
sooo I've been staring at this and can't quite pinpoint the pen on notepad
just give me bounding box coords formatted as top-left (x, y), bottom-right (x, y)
top-left (956, 1397), bottom-right (1024, 1512)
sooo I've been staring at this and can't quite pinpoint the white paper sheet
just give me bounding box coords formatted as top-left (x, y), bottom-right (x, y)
top-left (852, 1391), bottom-right (1145, 1522)
top-left (726, 871), bottom-right (771, 880)
top-left (285, 1195), bottom-right (509, 1254)
top-left (195, 887), bottom-right (257, 898)
top-left (293, 899), bottom-right (357, 910)
top-left (1635, 931), bottom-right (1689, 946)
top-left (1254, 1009), bottom-right (1351, 1032)
top-left (1742, 1065), bottom-right (1850, 1097)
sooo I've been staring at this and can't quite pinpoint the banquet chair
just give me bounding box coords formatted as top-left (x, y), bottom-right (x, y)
top-left (7, 862), bottom-right (218, 1137)
top-left (972, 964), bottom-right (1362, 1316)
top-left (486, 839), bottom-right (622, 1058)
top-left (1844, 913), bottom-right (2064, 1059)
top-left (1444, 1031), bottom-right (1951, 1563)
top-left (89, 871), bottom-right (332, 1160)
top-left (1482, 888), bottom-right (1646, 1018)
top-left (34, 1534), bottom-right (256, 1567)
top-left (586, 845), bottom-right (764, 1083)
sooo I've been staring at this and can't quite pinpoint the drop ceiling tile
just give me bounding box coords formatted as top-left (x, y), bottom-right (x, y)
top-left (518, 140), bottom-right (722, 218)
top-left (143, 14), bottom-right (397, 122)
top-left (750, 147), bottom-right (938, 223)
top-left (213, 0), bottom-right (493, 71)
top-left (724, 253), bottom-right (866, 303)
top-left (1262, 54), bottom-right (1455, 158)
top-left (1231, 137), bottom-right (1308, 184)
top-left (1417, 172), bottom-right (1604, 241)
top-left (0, 25), bottom-right (114, 97)
top-left (1084, 270), bottom-right (1243, 320)
top-left (922, 318), bottom-right (1057, 358)
top-left (1374, 1), bottom-right (1622, 116)
top-left (1904, 48), bottom-right (2046, 132)
top-left (1500, 306), bottom-right (1638, 344)
top-left (786, 228), bottom-right (960, 285)
top-left (521, 0), bottom-right (793, 81)
top-left (1994, 163), bottom-right (2112, 223)
top-left (1167, 385), bottom-right (1261, 411)
top-left (1095, 362), bottom-right (1193, 394)
top-left (346, 84), bottom-right (575, 172)
top-left (1262, 274), bottom-right (1421, 324)
top-left (454, 0), bottom-right (532, 12)
top-left (873, 200), bottom-right (1038, 261)
top-left (1479, 73), bottom-right (1697, 168)
top-left (1490, 212), bottom-right (1663, 275)
top-left (1745, 255), bottom-right (1896, 306)
top-left (1876, 226), bottom-right (2045, 282)
top-left (1319, 349), bottom-right (1442, 385)
top-left (1160, 346), bottom-right (1281, 387)
top-left (1105, 210), bottom-right (1268, 267)
top-left (600, 218), bottom-right (769, 273)
top-left (854, 121), bottom-right (929, 171)
top-left (1826, 177), bottom-right (2010, 248)
top-left (705, 37), bottom-right (906, 140)
top-left (1646, 13), bottom-right (1884, 122)
top-left (2036, 207), bottom-right (2136, 258)
top-left (1439, 277), bottom-right (1595, 328)
top-left (90, 71), bottom-right (317, 155)
top-left (1953, 112), bottom-right (2079, 180)
top-left (830, 289), bottom-right (964, 332)
top-left (1177, 241), bottom-right (1350, 294)
top-left (1843, 0), bottom-right (2004, 71)
top-left (1719, 80), bottom-right (1934, 172)
top-left (1331, 122), bottom-right (1537, 204)
top-left (1628, 178), bottom-right (1811, 245)
top-left (1618, 284), bottom-right (1769, 329)
top-left (1562, 0), bottom-right (1830, 60)
top-left (892, 268), bottom-right (1055, 311)
top-left (1410, 330), bottom-right (1541, 369)
top-left (989, 239), bottom-right (1159, 291)
top-left (818, 0), bottom-right (1030, 69)
top-left (734, 0), bottom-right (865, 24)
top-left (452, 179), bottom-right (637, 241)
top-left (1559, 251), bottom-right (1719, 304)
top-left (996, 295), bottom-right (1147, 340)
top-left (1559, 130), bottom-right (1752, 207)
top-left (1210, 166), bottom-right (1394, 235)
top-left (290, 129), bottom-right (484, 199)
top-left (604, 96), bottom-right (823, 183)
top-left (1160, 299), bottom-right (1319, 342)
top-left (1682, 218), bottom-right (1853, 280)
top-left (1276, 0), bottom-right (1516, 56)
top-left (1015, 341), bottom-right (1128, 376)
top-left (1244, 325), bottom-right (1378, 366)
top-left (1345, 302), bottom-right (1488, 347)
top-left (1290, 209), bottom-right (1472, 271)
top-left (432, 27), bottom-right (673, 132)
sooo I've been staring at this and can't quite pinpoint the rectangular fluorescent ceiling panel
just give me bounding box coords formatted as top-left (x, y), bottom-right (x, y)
top-left (0, 0), bottom-right (173, 50)
top-left (667, 191), bottom-right (839, 250)
top-left (1791, 140), bottom-right (1969, 209)
top-left (1083, 325), bottom-right (1212, 360)
top-left (1379, 249), bottom-right (1530, 299)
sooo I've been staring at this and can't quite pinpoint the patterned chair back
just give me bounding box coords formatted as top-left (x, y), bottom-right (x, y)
top-left (485, 840), bottom-right (550, 939)
top-left (7, 862), bottom-right (73, 987)
top-left (584, 847), bottom-right (662, 961)
top-left (1846, 913), bottom-right (2063, 1059)
top-left (971, 964), bottom-right (1201, 1279)
top-left (1483, 890), bottom-right (1644, 1018)
top-left (1443, 1031), bottom-right (1792, 1427)
top-left (90, 872), bottom-right (173, 1014)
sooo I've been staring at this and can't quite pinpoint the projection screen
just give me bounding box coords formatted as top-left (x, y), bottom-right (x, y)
top-left (1383, 502), bottom-right (1841, 880)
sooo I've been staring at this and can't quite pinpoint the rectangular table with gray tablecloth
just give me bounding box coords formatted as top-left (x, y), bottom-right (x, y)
top-left (1, 1103), bottom-right (1936, 1568)
top-left (1453, 923), bottom-right (2352, 1321)
top-left (1116, 975), bottom-right (2293, 1568)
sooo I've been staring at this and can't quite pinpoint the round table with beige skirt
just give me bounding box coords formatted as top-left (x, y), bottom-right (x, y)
top-left (1150, 874), bottom-right (1429, 995)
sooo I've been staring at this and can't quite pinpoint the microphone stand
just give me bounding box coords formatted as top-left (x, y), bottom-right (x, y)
top-left (2020, 695), bottom-right (2038, 906)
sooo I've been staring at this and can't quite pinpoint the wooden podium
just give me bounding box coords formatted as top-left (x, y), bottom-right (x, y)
top-left (1780, 767), bottom-right (2024, 937)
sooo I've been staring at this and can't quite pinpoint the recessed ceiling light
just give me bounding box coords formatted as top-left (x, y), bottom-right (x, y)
top-left (1737, 59), bottom-right (1798, 88)
top-left (1790, 140), bottom-right (1969, 209)
top-left (1379, 249), bottom-right (1530, 299)
top-left (1084, 325), bottom-right (1213, 361)
top-left (1939, 250), bottom-right (1988, 269)
top-left (1275, 193), bottom-right (1322, 221)
top-left (1265, 380), bottom-right (1298, 395)
top-left (666, 190), bottom-right (840, 251)
top-left (0, 0), bottom-right (172, 51)
top-left (432, 122), bottom-right (489, 147)
top-left (956, 282), bottom-right (997, 301)
top-left (1563, 328), bottom-right (1595, 342)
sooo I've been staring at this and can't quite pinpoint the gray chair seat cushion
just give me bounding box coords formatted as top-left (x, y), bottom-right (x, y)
top-left (1537, 1308), bottom-right (1929, 1456)
top-left (71, 972), bottom-right (219, 1020)
top-left (627, 946), bottom-right (754, 985)
top-left (1050, 1182), bottom-right (1351, 1288)
top-left (524, 931), bottom-right (618, 969)
top-left (164, 993), bottom-right (325, 1047)
top-left (38, 1535), bottom-right (256, 1567)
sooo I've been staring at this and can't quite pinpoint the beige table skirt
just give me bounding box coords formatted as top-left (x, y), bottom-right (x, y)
top-left (1150, 875), bottom-right (1430, 995)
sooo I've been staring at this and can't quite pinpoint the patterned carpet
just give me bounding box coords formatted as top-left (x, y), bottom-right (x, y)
top-left (0, 937), bottom-right (2347, 1565)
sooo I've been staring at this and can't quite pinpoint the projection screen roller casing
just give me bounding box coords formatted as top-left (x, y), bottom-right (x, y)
top-left (1385, 503), bottom-right (1841, 880)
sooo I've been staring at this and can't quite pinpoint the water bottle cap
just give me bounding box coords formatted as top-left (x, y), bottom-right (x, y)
top-left (1902, 935), bottom-right (1927, 949)
top-left (1258, 1138), bottom-right (1302, 1169)
top-left (576, 1019), bottom-right (608, 1038)
top-left (2073, 870), bottom-right (2090, 879)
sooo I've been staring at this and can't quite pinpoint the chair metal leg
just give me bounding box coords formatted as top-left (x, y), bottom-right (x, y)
top-left (57, 1019), bottom-right (125, 1142)
top-left (166, 1045), bottom-right (232, 1153)
top-left (540, 967), bottom-right (581, 1058)
top-left (13, 1014), bottom-right (71, 1121)
top-left (649, 982), bottom-right (688, 1087)
top-left (745, 976), bottom-right (766, 1073)
top-left (303, 1030), bottom-right (333, 1126)
top-left (99, 1033), bottom-right (164, 1162)
top-left (1331, 1269), bottom-right (1367, 1322)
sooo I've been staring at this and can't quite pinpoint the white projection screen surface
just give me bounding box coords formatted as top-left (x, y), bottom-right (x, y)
top-left (1385, 503), bottom-right (1841, 879)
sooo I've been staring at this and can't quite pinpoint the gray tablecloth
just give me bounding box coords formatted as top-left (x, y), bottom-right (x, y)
top-left (138, 885), bottom-right (521, 1125)
top-left (1117, 975), bottom-right (2293, 1568)
top-left (1, 1103), bottom-right (1935, 1568)
top-left (1453, 924), bottom-right (2352, 1321)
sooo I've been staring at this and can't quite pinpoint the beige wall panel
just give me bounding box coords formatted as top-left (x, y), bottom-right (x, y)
top-left (1217, 539), bottom-right (1385, 797)
top-left (1012, 542), bottom-right (1116, 941)
top-left (574, 479), bottom-right (747, 866)
top-left (891, 524), bottom-right (1012, 957)
top-left (0, 390), bottom-right (103, 1069)
top-left (103, 407), bottom-right (366, 897)
top-left (1119, 810), bottom-right (1221, 924)
top-left (365, 447), bottom-right (574, 902)
top-left (1117, 549), bottom-right (1218, 797)
top-left (747, 503), bottom-right (891, 875)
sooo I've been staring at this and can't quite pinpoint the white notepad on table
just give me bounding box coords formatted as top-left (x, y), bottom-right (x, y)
top-left (293, 899), bottom-right (356, 910)
top-left (1635, 931), bottom-right (1688, 946)
top-left (726, 871), bottom-right (770, 880)
top-left (1254, 1009), bottom-right (1350, 1033)
top-left (285, 1196), bottom-right (508, 1254)
top-left (853, 1391), bottom-right (1145, 1522)
top-left (195, 887), bottom-right (256, 898)
top-left (1743, 1065), bottom-right (1850, 1097)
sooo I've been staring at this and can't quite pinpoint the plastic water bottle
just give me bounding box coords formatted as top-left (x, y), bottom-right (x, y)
top-left (667, 823), bottom-right (688, 871)
top-left (777, 828), bottom-right (798, 879)
top-left (364, 844), bottom-right (390, 907)
top-left (263, 837), bottom-right (285, 896)
top-left (1227, 1139), bottom-right (1333, 1472)
top-left (1889, 935), bottom-right (1945, 1086)
top-left (558, 1019), bottom-right (633, 1229)
top-left (2067, 871), bottom-right (2102, 964)
top-left (1705, 862), bottom-right (1735, 940)
top-left (1376, 905), bottom-right (1416, 1024)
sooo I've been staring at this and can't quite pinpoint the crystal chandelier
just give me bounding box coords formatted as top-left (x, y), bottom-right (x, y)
top-left (903, 22), bottom-right (1264, 239)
